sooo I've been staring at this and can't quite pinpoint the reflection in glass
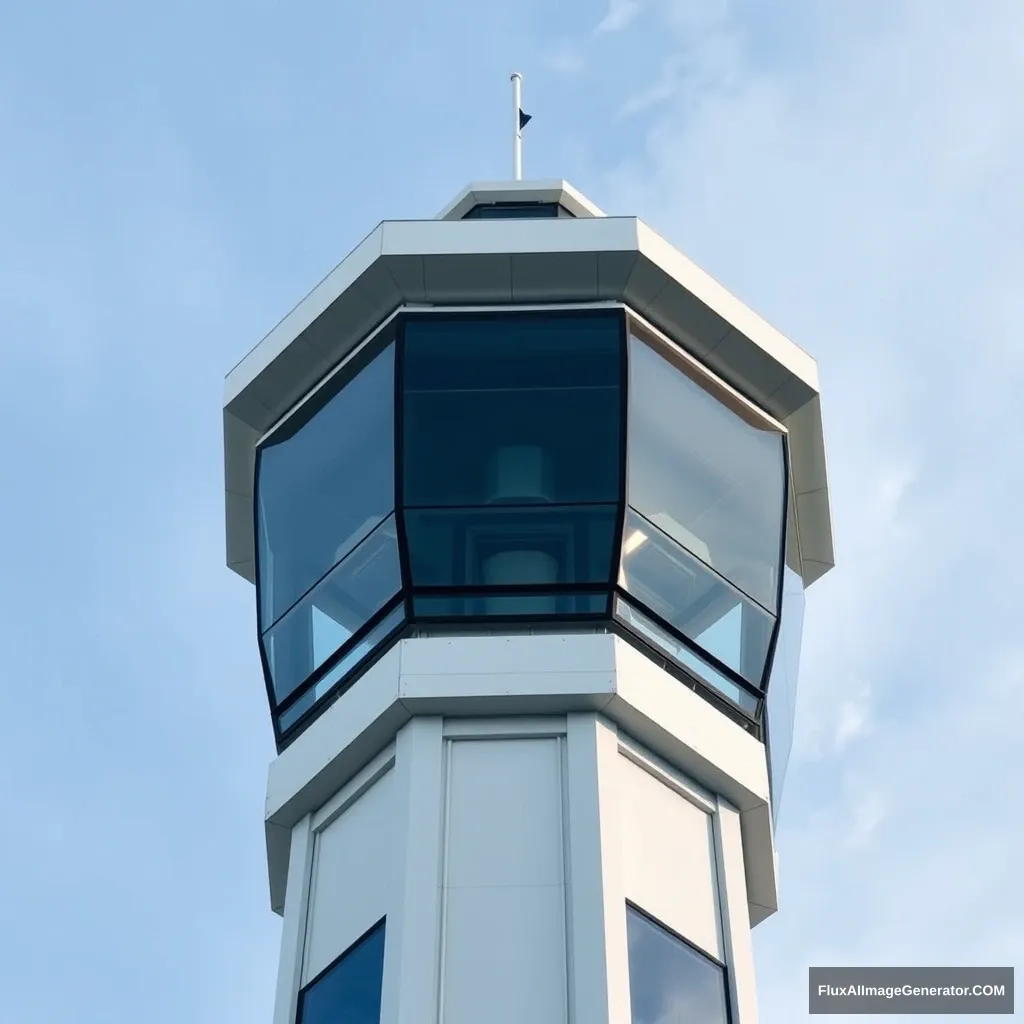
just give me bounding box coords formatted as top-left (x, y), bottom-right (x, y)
top-left (298, 920), bottom-right (386, 1024)
top-left (257, 343), bottom-right (395, 628)
top-left (415, 592), bottom-right (608, 619)
top-left (614, 597), bottom-right (758, 712)
top-left (404, 504), bottom-right (618, 592)
top-left (765, 565), bottom-right (806, 823)
top-left (264, 517), bottom-right (402, 703)
top-left (402, 312), bottom-right (622, 508)
top-left (278, 604), bottom-right (406, 733)
top-left (626, 905), bottom-right (729, 1024)
top-left (627, 333), bottom-right (785, 614)
top-left (619, 509), bottom-right (774, 688)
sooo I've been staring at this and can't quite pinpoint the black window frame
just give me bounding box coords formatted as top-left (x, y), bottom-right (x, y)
top-left (296, 917), bottom-right (387, 1024)
top-left (625, 901), bottom-right (733, 1024)
top-left (461, 201), bottom-right (574, 219)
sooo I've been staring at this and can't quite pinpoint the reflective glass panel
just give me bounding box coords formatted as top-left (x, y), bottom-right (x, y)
top-left (263, 517), bottom-right (401, 703)
top-left (627, 333), bottom-right (785, 614)
top-left (298, 920), bottom-right (385, 1024)
top-left (619, 509), bottom-right (774, 688)
top-left (414, 592), bottom-right (608, 618)
top-left (614, 597), bottom-right (758, 712)
top-left (766, 565), bottom-right (806, 823)
top-left (278, 604), bottom-right (406, 733)
top-left (402, 312), bottom-right (622, 508)
top-left (257, 342), bottom-right (395, 627)
top-left (404, 504), bottom-right (618, 590)
top-left (627, 905), bottom-right (730, 1024)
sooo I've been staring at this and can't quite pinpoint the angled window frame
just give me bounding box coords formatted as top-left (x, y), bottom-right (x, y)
top-left (625, 901), bottom-right (733, 1024)
top-left (296, 917), bottom-right (387, 1024)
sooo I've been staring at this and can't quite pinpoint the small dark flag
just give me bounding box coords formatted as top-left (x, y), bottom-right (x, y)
top-left (519, 108), bottom-right (532, 130)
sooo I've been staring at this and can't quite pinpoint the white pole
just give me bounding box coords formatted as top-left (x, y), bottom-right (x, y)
top-left (511, 72), bottom-right (523, 180)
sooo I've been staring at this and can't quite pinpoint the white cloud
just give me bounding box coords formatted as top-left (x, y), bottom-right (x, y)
top-left (596, 0), bottom-right (643, 34)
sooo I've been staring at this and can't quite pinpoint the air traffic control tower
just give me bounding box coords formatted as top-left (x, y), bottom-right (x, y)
top-left (222, 176), bottom-right (833, 1024)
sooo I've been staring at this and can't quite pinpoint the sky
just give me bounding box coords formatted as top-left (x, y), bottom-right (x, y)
top-left (1, 0), bottom-right (1022, 1021)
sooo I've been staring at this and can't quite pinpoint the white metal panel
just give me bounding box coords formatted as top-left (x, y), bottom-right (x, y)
top-left (441, 887), bottom-right (567, 1024)
top-left (635, 221), bottom-right (819, 391)
top-left (399, 632), bottom-right (616, 678)
top-left (440, 737), bottom-right (567, 1024)
top-left (445, 738), bottom-right (564, 888)
top-left (384, 718), bottom-right (446, 1024)
top-left (714, 797), bottom-right (759, 1023)
top-left (266, 644), bottom-right (404, 822)
top-left (272, 816), bottom-right (314, 1024)
top-left (617, 753), bottom-right (724, 961)
top-left (564, 714), bottom-right (632, 1024)
top-left (611, 640), bottom-right (769, 806)
top-left (303, 767), bottom-right (398, 983)
top-left (422, 252), bottom-right (514, 303)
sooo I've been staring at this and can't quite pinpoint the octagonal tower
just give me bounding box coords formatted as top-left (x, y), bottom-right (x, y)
top-left (223, 179), bottom-right (833, 1024)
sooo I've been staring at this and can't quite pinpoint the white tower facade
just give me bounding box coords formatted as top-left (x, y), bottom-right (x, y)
top-left (222, 180), bottom-right (834, 1024)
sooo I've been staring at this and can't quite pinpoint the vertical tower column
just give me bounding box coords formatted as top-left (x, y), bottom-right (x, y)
top-left (264, 634), bottom-right (771, 1024)
top-left (222, 178), bottom-right (833, 1024)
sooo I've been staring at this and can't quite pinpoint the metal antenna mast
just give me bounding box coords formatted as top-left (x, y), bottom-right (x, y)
top-left (511, 72), bottom-right (531, 180)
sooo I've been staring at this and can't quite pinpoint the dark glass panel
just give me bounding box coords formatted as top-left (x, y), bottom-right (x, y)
top-left (278, 604), bottom-right (406, 733)
top-left (257, 343), bottom-right (395, 627)
top-left (462, 202), bottom-right (568, 219)
top-left (627, 332), bottom-right (785, 614)
top-left (401, 312), bottom-right (622, 508)
top-left (627, 905), bottom-right (730, 1024)
top-left (298, 920), bottom-right (386, 1024)
top-left (404, 504), bottom-right (618, 590)
top-left (413, 592), bottom-right (608, 618)
top-left (263, 517), bottom-right (401, 703)
top-left (614, 596), bottom-right (759, 713)
top-left (619, 508), bottom-right (774, 689)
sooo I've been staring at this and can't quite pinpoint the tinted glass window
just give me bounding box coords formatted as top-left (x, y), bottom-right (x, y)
top-left (401, 312), bottom-right (622, 609)
top-left (619, 509), bottom-right (773, 689)
top-left (462, 202), bottom-right (568, 219)
top-left (765, 565), bottom-right (806, 822)
top-left (298, 920), bottom-right (386, 1024)
top-left (627, 905), bottom-right (730, 1024)
top-left (627, 334), bottom-right (784, 614)
top-left (403, 313), bottom-right (621, 507)
top-left (257, 343), bottom-right (395, 627)
top-left (264, 516), bottom-right (402, 703)
top-left (404, 505), bottom-right (618, 589)
top-left (278, 603), bottom-right (406, 733)
top-left (414, 592), bottom-right (608, 618)
top-left (614, 596), bottom-right (758, 712)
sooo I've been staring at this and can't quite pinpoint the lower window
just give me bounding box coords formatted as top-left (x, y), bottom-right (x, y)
top-left (626, 904), bottom-right (730, 1023)
top-left (297, 919), bottom-right (386, 1024)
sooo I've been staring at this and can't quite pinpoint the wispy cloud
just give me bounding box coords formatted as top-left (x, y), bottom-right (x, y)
top-left (596, 0), bottom-right (643, 33)
top-left (542, 41), bottom-right (588, 78)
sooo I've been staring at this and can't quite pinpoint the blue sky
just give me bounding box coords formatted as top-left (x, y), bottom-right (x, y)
top-left (1, 1), bottom-right (1021, 1022)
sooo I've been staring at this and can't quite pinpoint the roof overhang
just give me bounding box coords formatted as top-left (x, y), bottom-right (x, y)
top-left (224, 201), bottom-right (834, 588)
